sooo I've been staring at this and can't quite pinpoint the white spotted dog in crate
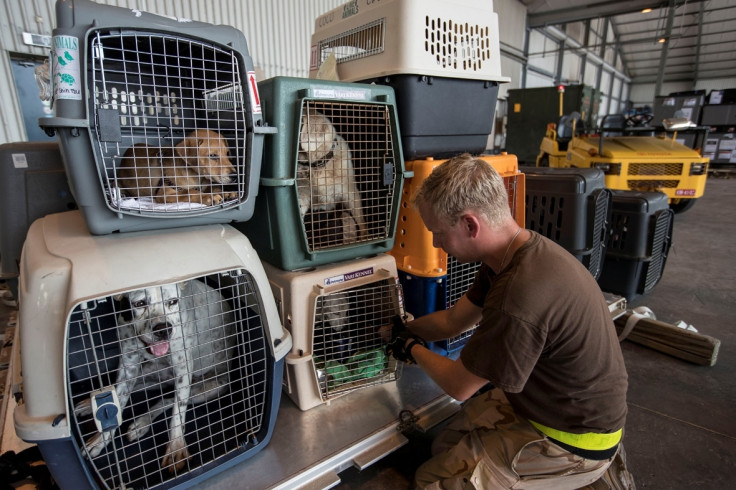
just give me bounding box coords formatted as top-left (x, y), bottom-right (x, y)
top-left (297, 109), bottom-right (366, 243)
top-left (74, 280), bottom-right (235, 472)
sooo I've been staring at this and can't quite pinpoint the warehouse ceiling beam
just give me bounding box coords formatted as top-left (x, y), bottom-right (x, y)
top-left (525, 1), bottom-right (701, 28)
top-left (692, 1), bottom-right (705, 87)
top-left (655, 0), bottom-right (677, 95)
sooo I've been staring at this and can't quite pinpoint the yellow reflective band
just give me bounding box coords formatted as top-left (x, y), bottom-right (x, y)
top-left (529, 420), bottom-right (622, 451)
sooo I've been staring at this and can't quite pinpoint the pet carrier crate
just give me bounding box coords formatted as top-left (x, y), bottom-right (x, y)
top-left (0, 141), bottom-right (76, 300)
top-left (262, 254), bottom-right (404, 411)
top-left (14, 211), bottom-right (291, 489)
top-left (235, 76), bottom-right (409, 271)
top-left (309, 0), bottom-right (509, 159)
top-left (39, 0), bottom-right (273, 235)
top-left (389, 154), bottom-right (525, 355)
top-left (521, 166), bottom-right (612, 279)
top-left (597, 190), bottom-right (674, 300)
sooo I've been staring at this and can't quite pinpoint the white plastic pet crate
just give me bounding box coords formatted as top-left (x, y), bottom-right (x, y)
top-left (40, 0), bottom-right (274, 234)
top-left (309, 0), bottom-right (509, 158)
top-left (235, 76), bottom-right (410, 271)
top-left (263, 254), bottom-right (404, 411)
top-left (14, 211), bottom-right (291, 489)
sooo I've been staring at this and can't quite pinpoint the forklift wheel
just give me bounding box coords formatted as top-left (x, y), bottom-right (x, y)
top-left (670, 199), bottom-right (696, 214)
top-left (538, 154), bottom-right (549, 167)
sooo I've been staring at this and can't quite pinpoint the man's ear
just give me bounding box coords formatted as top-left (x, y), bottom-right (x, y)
top-left (460, 213), bottom-right (481, 238)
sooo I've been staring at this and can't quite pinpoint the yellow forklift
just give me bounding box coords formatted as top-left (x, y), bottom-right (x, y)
top-left (536, 106), bottom-right (709, 214)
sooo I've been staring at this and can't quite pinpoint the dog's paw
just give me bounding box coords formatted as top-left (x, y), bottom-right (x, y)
top-left (211, 193), bottom-right (224, 205)
top-left (162, 437), bottom-right (191, 472)
top-left (126, 414), bottom-right (153, 441)
top-left (75, 398), bottom-right (93, 417)
top-left (85, 431), bottom-right (114, 459)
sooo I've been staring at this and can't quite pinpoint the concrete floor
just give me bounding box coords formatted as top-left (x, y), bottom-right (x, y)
top-left (0, 175), bottom-right (734, 489)
top-left (335, 174), bottom-right (736, 489)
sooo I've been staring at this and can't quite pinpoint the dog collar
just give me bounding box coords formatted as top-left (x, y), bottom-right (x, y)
top-left (298, 138), bottom-right (337, 168)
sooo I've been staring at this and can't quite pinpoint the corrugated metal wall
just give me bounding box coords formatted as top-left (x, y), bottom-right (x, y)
top-left (0, 0), bottom-right (343, 144)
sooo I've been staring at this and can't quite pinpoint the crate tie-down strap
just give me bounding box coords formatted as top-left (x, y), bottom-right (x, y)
top-left (617, 306), bottom-right (655, 341)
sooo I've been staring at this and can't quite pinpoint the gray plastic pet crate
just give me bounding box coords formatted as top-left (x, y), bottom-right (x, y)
top-left (39, 0), bottom-right (274, 234)
top-left (521, 167), bottom-right (612, 279)
top-left (597, 190), bottom-right (674, 300)
top-left (14, 211), bottom-right (291, 489)
top-left (235, 76), bottom-right (410, 271)
top-left (0, 141), bottom-right (76, 300)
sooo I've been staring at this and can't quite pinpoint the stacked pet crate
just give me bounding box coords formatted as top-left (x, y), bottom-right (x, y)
top-left (234, 76), bottom-right (411, 410)
top-left (596, 190), bottom-right (675, 301)
top-left (0, 141), bottom-right (76, 301)
top-left (14, 1), bottom-right (292, 488)
top-left (521, 167), bottom-right (612, 279)
top-left (389, 155), bottom-right (525, 355)
top-left (309, 0), bottom-right (512, 356)
top-left (310, 0), bottom-right (510, 159)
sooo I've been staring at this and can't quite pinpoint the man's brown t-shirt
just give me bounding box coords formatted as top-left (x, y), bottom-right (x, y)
top-left (461, 231), bottom-right (627, 434)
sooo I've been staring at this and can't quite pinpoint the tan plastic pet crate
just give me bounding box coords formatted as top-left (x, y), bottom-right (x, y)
top-left (263, 254), bottom-right (406, 411)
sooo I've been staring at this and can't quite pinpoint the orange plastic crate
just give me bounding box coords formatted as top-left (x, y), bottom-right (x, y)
top-left (389, 154), bottom-right (525, 278)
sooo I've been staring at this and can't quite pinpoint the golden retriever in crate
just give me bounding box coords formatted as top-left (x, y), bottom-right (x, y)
top-left (297, 109), bottom-right (366, 243)
top-left (118, 129), bottom-right (237, 206)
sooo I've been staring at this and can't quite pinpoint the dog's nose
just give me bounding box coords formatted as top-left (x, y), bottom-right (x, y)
top-left (152, 322), bottom-right (172, 341)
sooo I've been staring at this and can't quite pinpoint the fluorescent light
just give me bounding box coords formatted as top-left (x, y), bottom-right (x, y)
top-left (642, 8), bottom-right (653, 14)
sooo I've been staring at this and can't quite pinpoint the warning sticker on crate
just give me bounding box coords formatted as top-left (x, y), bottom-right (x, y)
top-left (325, 267), bottom-right (374, 286)
top-left (247, 71), bottom-right (262, 114)
top-left (52, 35), bottom-right (81, 101)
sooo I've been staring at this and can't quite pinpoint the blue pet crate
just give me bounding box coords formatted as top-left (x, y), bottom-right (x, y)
top-left (597, 190), bottom-right (674, 300)
top-left (521, 166), bottom-right (612, 279)
top-left (39, 0), bottom-right (274, 234)
top-left (235, 76), bottom-right (409, 271)
top-left (0, 141), bottom-right (76, 300)
top-left (14, 211), bottom-right (291, 489)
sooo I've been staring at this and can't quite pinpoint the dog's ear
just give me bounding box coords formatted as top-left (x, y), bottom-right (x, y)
top-left (175, 135), bottom-right (194, 161)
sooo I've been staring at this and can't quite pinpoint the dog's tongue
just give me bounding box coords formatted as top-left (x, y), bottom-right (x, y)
top-left (149, 341), bottom-right (170, 356)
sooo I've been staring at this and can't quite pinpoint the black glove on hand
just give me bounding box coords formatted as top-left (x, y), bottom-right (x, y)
top-left (385, 315), bottom-right (427, 364)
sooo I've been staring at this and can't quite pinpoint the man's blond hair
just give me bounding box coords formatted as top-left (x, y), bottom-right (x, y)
top-left (412, 153), bottom-right (511, 227)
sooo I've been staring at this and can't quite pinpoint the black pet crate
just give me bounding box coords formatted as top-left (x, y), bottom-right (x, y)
top-left (597, 190), bottom-right (674, 300)
top-left (0, 141), bottom-right (76, 300)
top-left (40, 0), bottom-right (273, 234)
top-left (521, 166), bottom-right (612, 279)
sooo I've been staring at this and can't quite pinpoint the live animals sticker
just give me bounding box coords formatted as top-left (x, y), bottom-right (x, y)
top-left (53, 35), bottom-right (82, 101)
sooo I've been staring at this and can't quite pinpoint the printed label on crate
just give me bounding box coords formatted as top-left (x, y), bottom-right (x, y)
top-left (247, 71), bottom-right (262, 114)
top-left (312, 88), bottom-right (368, 100)
top-left (11, 153), bottom-right (28, 169)
top-left (52, 35), bottom-right (81, 100)
top-left (325, 267), bottom-right (374, 286)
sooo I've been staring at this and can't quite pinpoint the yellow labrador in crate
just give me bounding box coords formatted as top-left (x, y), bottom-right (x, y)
top-left (297, 109), bottom-right (366, 243)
